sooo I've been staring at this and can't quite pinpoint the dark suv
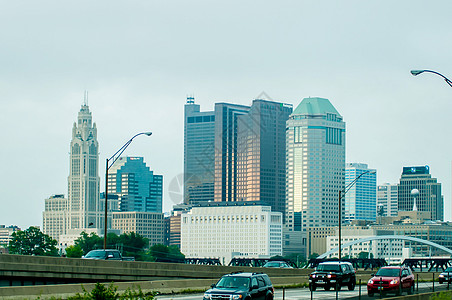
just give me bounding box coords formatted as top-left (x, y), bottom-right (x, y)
top-left (309, 261), bottom-right (356, 291)
top-left (203, 272), bottom-right (274, 300)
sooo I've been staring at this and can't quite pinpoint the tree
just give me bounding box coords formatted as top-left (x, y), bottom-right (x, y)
top-left (118, 232), bottom-right (148, 260)
top-left (358, 251), bottom-right (374, 259)
top-left (74, 231), bottom-right (103, 254)
top-left (8, 226), bottom-right (58, 256)
top-left (65, 245), bottom-right (84, 258)
top-left (308, 253), bottom-right (319, 260)
top-left (147, 244), bottom-right (185, 262)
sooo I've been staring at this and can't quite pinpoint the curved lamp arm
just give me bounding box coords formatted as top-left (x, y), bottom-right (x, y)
top-left (411, 69), bottom-right (452, 88)
top-left (107, 132), bottom-right (152, 169)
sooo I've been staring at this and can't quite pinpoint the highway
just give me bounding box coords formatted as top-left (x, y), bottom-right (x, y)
top-left (156, 283), bottom-right (451, 300)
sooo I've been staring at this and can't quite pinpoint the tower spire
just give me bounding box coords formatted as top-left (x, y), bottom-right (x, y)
top-left (84, 91), bottom-right (89, 106)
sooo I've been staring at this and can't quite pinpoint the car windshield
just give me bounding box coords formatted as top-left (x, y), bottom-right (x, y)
top-left (85, 250), bottom-right (106, 258)
top-left (216, 277), bottom-right (250, 290)
top-left (265, 262), bottom-right (280, 267)
top-left (317, 264), bottom-right (341, 272)
top-left (375, 268), bottom-right (400, 277)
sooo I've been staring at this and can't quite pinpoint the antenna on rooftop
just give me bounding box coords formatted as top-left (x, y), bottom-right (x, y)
top-left (84, 91), bottom-right (89, 106)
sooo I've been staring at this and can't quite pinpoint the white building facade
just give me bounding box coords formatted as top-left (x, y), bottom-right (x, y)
top-left (181, 203), bottom-right (282, 264)
top-left (377, 183), bottom-right (398, 217)
top-left (42, 194), bottom-right (68, 241)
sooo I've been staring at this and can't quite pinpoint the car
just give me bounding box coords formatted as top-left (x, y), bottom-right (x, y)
top-left (367, 266), bottom-right (414, 297)
top-left (439, 267), bottom-right (452, 284)
top-left (309, 261), bottom-right (356, 291)
top-left (263, 261), bottom-right (293, 268)
top-left (203, 272), bottom-right (274, 300)
top-left (82, 249), bottom-right (124, 260)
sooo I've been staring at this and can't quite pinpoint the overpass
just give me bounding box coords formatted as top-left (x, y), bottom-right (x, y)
top-left (0, 254), bottom-right (309, 287)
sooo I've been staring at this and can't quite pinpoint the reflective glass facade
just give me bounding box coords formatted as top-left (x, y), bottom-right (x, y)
top-left (184, 98), bottom-right (216, 205)
top-left (108, 157), bottom-right (163, 213)
top-left (344, 163), bottom-right (377, 222)
top-left (236, 100), bottom-right (292, 217)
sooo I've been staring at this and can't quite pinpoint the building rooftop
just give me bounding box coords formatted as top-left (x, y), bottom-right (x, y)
top-left (293, 97), bottom-right (341, 116)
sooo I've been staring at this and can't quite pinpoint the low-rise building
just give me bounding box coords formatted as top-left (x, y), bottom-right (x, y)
top-left (181, 202), bottom-right (282, 264)
top-left (112, 211), bottom-right (164, 247)
top-left (0, 225), bottom-right (20, 247)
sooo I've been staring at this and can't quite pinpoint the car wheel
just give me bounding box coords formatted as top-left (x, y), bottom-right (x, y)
top-left (407, 284), bottom-right (413, 295)
top-left (265, 294), bottom-right (273, 300)
top-left (335, 283), bottom-right (341, 291)
top-left (396, 284), bottom-right (402, 296)
top-left (324, 286), bottom-right (330, 291)
top-left (309, 283), bottom-right (316, 291)
top-left (368, 291), bottom-right (374, 297)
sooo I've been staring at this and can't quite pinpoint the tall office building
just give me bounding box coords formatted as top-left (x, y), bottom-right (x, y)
top-left (285, 97), bottom-right (345, 253)
top-left (184, 97), bottom-right (216, 205)
top-left (236, 100), bottom-right (292, 216)
top-left (344, 163), bottom-right (377, 223)
top-left (67, 103), bottom-right (100, 230)
top-left (214, 102), bottom-right (250, 202)
top-left (377, 183), bottom-right (398, 217)
top-left (107, 157), bottom-right (163, 213)
top-left (398, 166), bottom-right (443, 221)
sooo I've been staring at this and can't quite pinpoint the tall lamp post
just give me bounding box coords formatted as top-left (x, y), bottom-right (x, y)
top-left (338, 170), bottom-right (376, 260)
top-left (103, 132), bottom-right (152, 249)
top-left (410, 69), bottom-right (452, 88)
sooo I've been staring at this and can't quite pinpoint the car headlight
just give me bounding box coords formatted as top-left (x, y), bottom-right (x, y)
top-left (203, 293), bottom-right (212, 299)
top-left (368, 279), bottom-right (374, 284)
top-left (439, 274), bottom-right (445, 278)
top-left (311, 274), bottom-right (316, 278)
top-left (232, 295), bottom-right (243, 300)
top-left (389, 279), bottom-right (399, 285)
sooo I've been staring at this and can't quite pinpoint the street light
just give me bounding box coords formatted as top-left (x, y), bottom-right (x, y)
top-left (410, 69), bottom-right (452, 88)
top-left (103, 132), bottom-right (152, 249)
top-left (338, 170), bottom-right (376, 260)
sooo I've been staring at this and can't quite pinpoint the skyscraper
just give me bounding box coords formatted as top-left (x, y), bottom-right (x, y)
top-left (398, 166), bottom-right (443, 221)
top-left (285, 97), bottom-right (345, 252)
top-left (236, 100), bottom-right (292, 216)
top-left (214, 102), bottom-right (250, 202)
top-left (67, 103), bottom-right (100, 230)
top-left (184, 97), bottom-right (216, 205)
top-left (107, 156), bottom-right (163, 213)
top-left (344, 163), bottom-right (377, 223)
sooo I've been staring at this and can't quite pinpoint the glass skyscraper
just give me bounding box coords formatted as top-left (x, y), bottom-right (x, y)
top-left (68, 103), bottom-right (100, 230)
top-left (184, 97), bottom-right (216, 205)
top-left (398, 166), bottom-right (443, 221)
top-left (344, 163), bottom-right (377, 223)
top-left (286, 97), bottom-right (346, 232)
top-left (213, 102), bottom-right (250, 203)
top-left (107, 156), bottom-right (163, 213)
top-left (236, 100), bottom-right (292, 216)
top-left (184, 97), bottom-right (292, 217)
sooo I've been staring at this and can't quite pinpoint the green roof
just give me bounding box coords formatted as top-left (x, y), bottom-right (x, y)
top-left (293, 97), bottom-right (341, 116)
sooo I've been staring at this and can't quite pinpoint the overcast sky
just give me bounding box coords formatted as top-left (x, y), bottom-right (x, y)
top-left (1, 1), bottom-right (452, 229)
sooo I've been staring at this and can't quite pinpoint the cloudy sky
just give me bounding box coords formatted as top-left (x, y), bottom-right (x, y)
top-left (1, 1), bottom-right (452, 229)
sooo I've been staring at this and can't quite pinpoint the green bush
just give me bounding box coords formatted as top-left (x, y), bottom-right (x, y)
top-left (63, 282), bottom-right (155, 300)
top-left (431, 291), bottom-right (452, 300)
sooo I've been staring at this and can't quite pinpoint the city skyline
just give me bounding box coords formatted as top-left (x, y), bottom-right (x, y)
top-left (1, 1), bottom-right (452, 229)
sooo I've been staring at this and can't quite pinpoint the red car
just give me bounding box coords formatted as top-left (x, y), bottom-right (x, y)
top-left (367, 266), bottom-right (415, 297)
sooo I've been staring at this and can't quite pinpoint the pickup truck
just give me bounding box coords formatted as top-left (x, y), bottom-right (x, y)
top-left (82, 249), bottom-right (135, 261)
